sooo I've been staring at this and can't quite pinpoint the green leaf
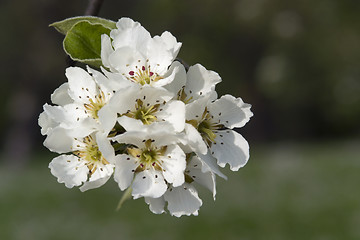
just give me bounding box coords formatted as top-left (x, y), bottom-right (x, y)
top-left (50, 16), bottom-right (116, 35)
top-left (63, 21), bottom-right (111, 68)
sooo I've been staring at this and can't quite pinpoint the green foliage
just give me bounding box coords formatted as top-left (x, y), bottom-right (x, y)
top-left (50, 17), bottom-right (116, 68)
top-left (63, 21), bottom-right (111, 68)
top-left (50, 16), bottom-right (116, 35)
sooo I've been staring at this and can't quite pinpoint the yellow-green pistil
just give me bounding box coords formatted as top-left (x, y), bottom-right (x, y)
top-left (127, 139), bottom-right (167, 172)
top-left (73, 136), bottom-right (109, 176)
top-left (187, 108), bottom-right (224, 146)
top-left (125, 99), bottom-right (160, 125)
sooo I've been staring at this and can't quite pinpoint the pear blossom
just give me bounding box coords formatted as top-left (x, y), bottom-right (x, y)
top-left (40, 15), bottom-right (254, 217)
top-left (101, 17), bottom-right (183, 88)
top-left (48, 132), bottom-right (115, 191)
top-left (185, 93), bottom-right (253, 171)
top-left (112, 130), bottom-right (186, 199)
top-left (98, 85), bottom-right (185, 134)
top-left (144, 153), bottom-right (224, 217)
top-left (39, 66), bottom-right (121, 140)
top-left (166, 63), bottom-right (222, 104)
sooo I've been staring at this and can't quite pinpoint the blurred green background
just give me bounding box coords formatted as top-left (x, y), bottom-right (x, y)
top-left (1, 0), bottom-right (359, 239)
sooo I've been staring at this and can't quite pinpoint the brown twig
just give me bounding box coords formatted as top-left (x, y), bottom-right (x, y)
top-left (175, 58), bottom-right (189, 71)
top-left (84, 0), bottom-right (105, 16)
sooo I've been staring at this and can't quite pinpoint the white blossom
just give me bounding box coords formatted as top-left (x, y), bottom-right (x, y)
top-left (101, 17), bottom-right (183, 88)
top-left (40, 16), bottom-right (254, 217)
top-left (144, 153), bottom-right (223, 217)
top-left (112, 129), bottom-right (186, 199)
top-left (185, 93), bottom-right (253, 171)
top-left (48, 132), bottom-right (115, 191)
top-left (98, 85), bottom-right (185, 134)
top-left (39, 66), bottom-right (126, 151)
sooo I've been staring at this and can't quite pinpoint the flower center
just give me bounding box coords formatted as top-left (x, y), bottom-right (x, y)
top-left (177, 87), bottom-right (193, 104)
top-left (73, 136), bottom-right (109, 176)
top-left (127, 139), bottom-right (167, 172)
top-left (84, 91), bottom-right (106, 119)
top-left (187, 108), bottom-right (224, 146)
top-left (124, 99), bottom-right (160, 125)
top-left (128, 66), bottom-right (162, 85)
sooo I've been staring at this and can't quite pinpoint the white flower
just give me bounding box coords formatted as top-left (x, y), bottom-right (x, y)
top-left (101, 17), bottom-right (183, 88)
top-left (39, 66), bottom-right (120, 142)
top-left (185, 93), bottom-right (253, 171)
top-left (166, 63), bottom-right (222, 104)
top-left (98, 85), bottom-right (185, 134)
top-left (112, 130), bottom-right (186, 199)
top-left (145, 183), bottom-right (202, 217)
top-left (48, 132), bottom-right (115, 191)
top-left (144, 153), bottom-right (224, 217)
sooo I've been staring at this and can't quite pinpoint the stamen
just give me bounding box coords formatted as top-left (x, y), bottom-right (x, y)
top-left (126, 142), bottom-right (167, 172)
top-left (126, 66), bottom-right (162, 85)
top-left (73, 136), bottom-right (109, 177)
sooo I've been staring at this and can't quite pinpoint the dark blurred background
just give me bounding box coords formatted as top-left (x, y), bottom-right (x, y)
top-left (1, 0), bottom-right (359, 239)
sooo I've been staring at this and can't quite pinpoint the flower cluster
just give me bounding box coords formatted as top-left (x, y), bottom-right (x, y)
top-left (39, 18), bottom-right (253, 217)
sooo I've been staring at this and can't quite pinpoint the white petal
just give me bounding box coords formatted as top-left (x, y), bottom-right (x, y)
top-left (86, 163), bottom-right (114, 185)
top-left (43, 126), bottom-right (73, 153)
top-left (38, 108), bottom-right (58, 135)
top-left (146, 38), bottom-right (174, 76)
top-left (113, 131), bottom-right (146, 148)
top-left (210, 130), bottom-right (250, 171)
top-left (160, 145), bottom-right (186, 187)
top-left (185, 94), bottom-right (210, 121)
top-left (113, 128), bottom-right (179, 149)
top-left (65, 67), bottom-right (97, 103)
top-left (117, 116), bottom-right (144, 132)
top-left (86, 66), bottom-right (113, 94)
top-left (51, 83), bottom-right (72, 106)
top-left (108, 85), bottom-right (173, 117)
top-left (145, 197), bottom-right (166, 214)
top-left (163, 61), bottom-right (187, 95)
top-left (115, 17), bottom-right (140, 31)
top-left (150, 63), bottom-right (178, 88)
top-left (97, 103), bottom-right (117, 134)
top-left (187, 155), bottom-right (217, 199)
top-left (111, 21), bottom-right (150, 53)
top-left (197, 151), bottom-right (227, 179)
top-left (209, 95), bottom-right (253, 129)
top-left (64, 118), bottom-right (97, 138)
top-left (108, 46), bottom-right (145, 74)
top-left (43, 104), bottom-right (67, 124)
top-left (186, 64), bottom-right (221, 100)
top-left (96, 132), bottom-right (115, 163)
top-left (79, 173), bottom-right (112, 192)
top-left (43, 103), bottom-right (95, 137)
top-left (49, 155), bottom-right (88, 188)
top-left (179, 124), bottom-right (208, 155)
top-left (164, 183), bottom-right (202, 217)
top-left (100, 34), bottom-right (114, 69)
top-left (157, 31), bottom-right (182, 57)
top-left (101, 67), bottom-right (134, 90)
top-left (114, 155), bottom-right (137, 191)
top-left (137, 86), bottom-right (174, 104)
top-left (155, 100), bottom-right (185, 132)
top-left (132, 170), bottom-right (167, 199)
top-left (102, 85), bottom-right (139, 117)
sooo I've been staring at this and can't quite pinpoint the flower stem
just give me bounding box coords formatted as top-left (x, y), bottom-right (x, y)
top-left (116, 187), bottom-right (132, 211)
